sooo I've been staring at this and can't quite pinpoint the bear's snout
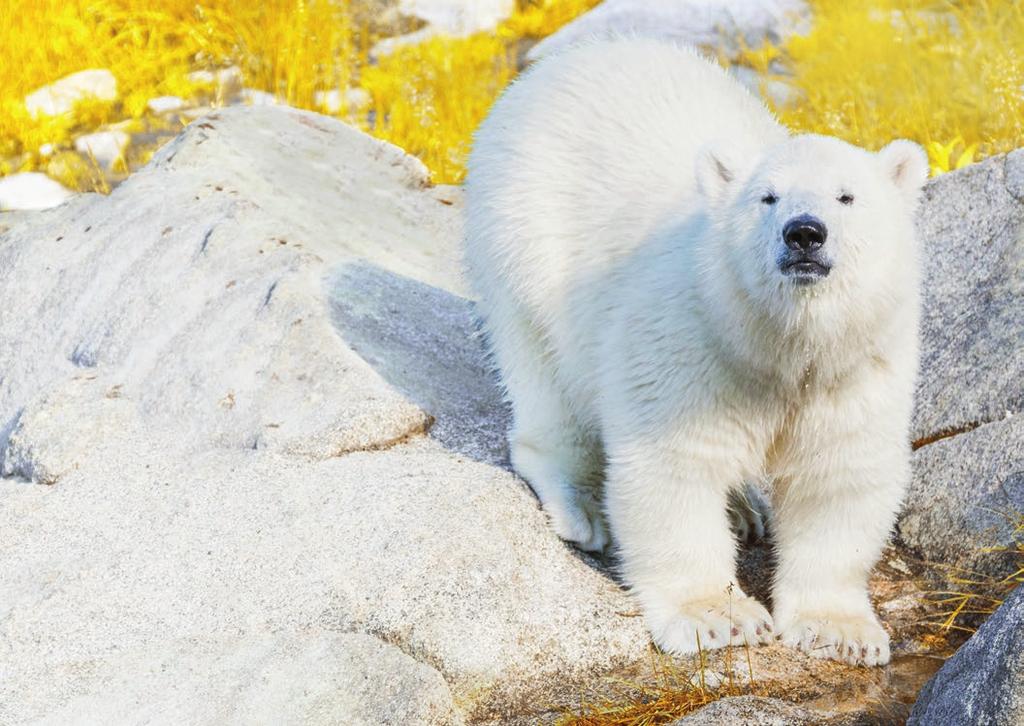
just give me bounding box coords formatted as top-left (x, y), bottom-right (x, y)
top-left (783, 215), bottom-right (828, 252)
top-left (779, 214), bottom-right (831, 282)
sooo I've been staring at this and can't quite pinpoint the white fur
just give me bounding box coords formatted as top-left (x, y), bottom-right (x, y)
top-left (464, 38), bottom-right (927, 666)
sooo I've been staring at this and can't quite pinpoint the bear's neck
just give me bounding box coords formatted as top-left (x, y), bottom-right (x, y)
top-left (701, 274), bottom-right (913, 394)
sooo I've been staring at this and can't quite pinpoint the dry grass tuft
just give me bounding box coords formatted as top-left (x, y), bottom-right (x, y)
top-left (921, 509), bottom-right (1023, 634)
top-left (557, 591), bottom-right (776, 726)
top-left (555, 646), bottom-right (766, 726)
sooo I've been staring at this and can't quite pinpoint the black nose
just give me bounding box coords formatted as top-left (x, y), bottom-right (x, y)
top-left (783, 215), bottom-right (828, 252)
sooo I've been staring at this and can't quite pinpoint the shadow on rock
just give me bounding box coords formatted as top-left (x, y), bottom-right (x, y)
top-left (326, 261), bottom-right (785, 585)
top-left (326, 261), bottom-right (511, 467)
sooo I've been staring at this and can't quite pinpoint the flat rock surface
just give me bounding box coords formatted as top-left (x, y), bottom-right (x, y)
top-left (36, 632), bottom-right (461, 726)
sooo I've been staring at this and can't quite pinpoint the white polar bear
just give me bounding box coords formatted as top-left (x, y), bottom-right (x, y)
top-left (463, 38), bottom-right (926, 666)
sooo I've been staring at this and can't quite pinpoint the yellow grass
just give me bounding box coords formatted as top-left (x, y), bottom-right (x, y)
top-left (359, 1), bottom-right (600, 181)
top-left (361, 33), bottom-right (515, 183)
top-left (1, 0), bottom-right (1023, 188)
top-left (0, 0), bottom-right (595, 185)
top-left (0, 0), bottom-right (358, 181)
top-left (505, 0), bottom-right (602, 38)
top-left (763, 0), bottom-right (1024, 174)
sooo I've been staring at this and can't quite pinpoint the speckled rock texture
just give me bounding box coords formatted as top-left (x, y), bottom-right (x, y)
top-left (0, 106), bottom-right (648, 725)
top-left (901, 415), bottom-right (1024, 577)
top-left (909, 586), bottom-right (1023, 726)
top-left (672, 696), bottom-right (855, 725)
top-left (898, 150), bottom-right (1024, 576)
top-left (912, 149), bottom-right (1024, 443)
top-left (37, 633), bottom-right (462, 726)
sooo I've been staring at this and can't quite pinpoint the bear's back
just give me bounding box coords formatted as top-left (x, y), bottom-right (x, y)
top-left (465, 37), bottom-right (783, 323)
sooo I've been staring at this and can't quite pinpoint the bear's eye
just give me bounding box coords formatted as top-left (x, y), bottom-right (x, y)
top-left (838, 193), bottom-right (854, 205)
top-left (761, 193), bottom-right (778, 205)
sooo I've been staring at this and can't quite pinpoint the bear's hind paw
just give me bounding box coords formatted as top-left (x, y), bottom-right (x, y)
top-left (727, 483), bottom-right (770, 544)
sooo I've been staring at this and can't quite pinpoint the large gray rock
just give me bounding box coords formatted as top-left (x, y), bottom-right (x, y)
top-left (896, 151), bottom-right (1024, 575)
top-left (0, 106), bottom-right (648, 724)
top-left (913, 150), bottom-right (1024, 443)
top-left (909, 586), bottom-right (1024, 726)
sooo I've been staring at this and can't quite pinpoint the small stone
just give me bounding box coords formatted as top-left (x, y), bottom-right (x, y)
top-left (187, 70), bottom-right (216, 85)
top-left (399, 0), bottom-right (513, 34)
top-left (314, 90), bottom-right (343, 114)
top-left (216, 67), bottom-right (243, 89)
top-left (181, 106), bottom-right (215, 120)
top-left (74, 130), bottom-right (130, 169)
top-left (689, 669), bottom-right (724, 689)
top-left (0, 172), bottom-right (73, 211)
top-left (24, 69), bottom-right (117, 118)
top-left (347, 87), bottom-right (371, 109)
top-left (673, 695), bottom-right (843, 725)
top-left (313, 88), bottom-right (371, 115)
top-left (241, 89), bottom-right (279, 106)
top-left (147, 96), bottom-right (185, 114)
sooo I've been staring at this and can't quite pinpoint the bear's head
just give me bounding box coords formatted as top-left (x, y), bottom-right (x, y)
top-left (695, 134), bottom-right (928, 322)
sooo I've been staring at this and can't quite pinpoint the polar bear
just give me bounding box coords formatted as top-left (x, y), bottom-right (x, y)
top-left (463, 38), bottom-right (926, 666)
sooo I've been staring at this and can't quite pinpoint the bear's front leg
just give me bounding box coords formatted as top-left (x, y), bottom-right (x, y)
top-left (771, 410), bottom-right (908, 667)
top-left (604, 424), bottom-right (774, 655)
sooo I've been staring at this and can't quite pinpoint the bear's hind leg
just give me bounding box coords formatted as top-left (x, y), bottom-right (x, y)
top-left (727, 481), bottom-right (770, 545)
top-left (484, 306), bottom-right (608, 552)
top-left (512, 422), bottom-right (607, 553)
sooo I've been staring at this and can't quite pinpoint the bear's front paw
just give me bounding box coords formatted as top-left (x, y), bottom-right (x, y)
top-left (776, 612), bottom-right (890, 666)
top-left (650, 593), bottom-right (774, 654)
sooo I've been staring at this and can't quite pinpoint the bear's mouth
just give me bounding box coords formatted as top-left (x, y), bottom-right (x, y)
top-left (781, 258), bottom-right (831, 283)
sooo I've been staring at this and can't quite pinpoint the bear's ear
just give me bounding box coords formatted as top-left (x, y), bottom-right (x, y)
top-left (695, 143), bottom-right (741, 204)
top-left (878, 140), bottom-right (928, 203)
